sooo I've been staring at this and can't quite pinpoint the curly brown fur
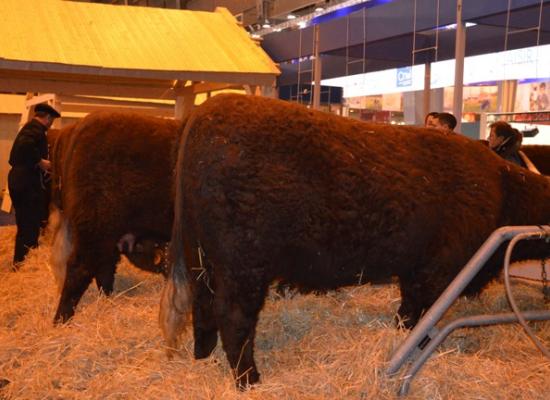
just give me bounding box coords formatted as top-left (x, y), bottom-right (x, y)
top-left (51, 112), bottom-right (183, 323)
top-left (49, 124), bottom-right (78, 212)
top-left (163, 94), bottom-right (550, 388)
top-left (521, 145), bottom-right (550, 175)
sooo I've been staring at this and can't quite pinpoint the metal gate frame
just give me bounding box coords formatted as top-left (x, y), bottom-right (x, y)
top-left (386, 225), bottom-right (550, 396)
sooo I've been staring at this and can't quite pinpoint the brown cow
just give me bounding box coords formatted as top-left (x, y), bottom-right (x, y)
top-left (50, 112), bottom-right (183, 323)
top-left (160, 94), bottom-right (550, 387)
top-left (478, 139), bottom-right (549, 175)
top-left (521, 144), bottom-right (550, 175)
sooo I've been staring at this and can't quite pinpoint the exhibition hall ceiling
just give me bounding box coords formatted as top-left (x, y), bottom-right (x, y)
top-left (259, 0), bottom-right (550, 84)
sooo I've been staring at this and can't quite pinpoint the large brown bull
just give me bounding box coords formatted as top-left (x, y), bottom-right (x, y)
top-left (478, 140), bottom-right (549, 175)
top-left (160, 94), bottom-right (550, 387)
top-left (50, 112), bottom-right (183, 323)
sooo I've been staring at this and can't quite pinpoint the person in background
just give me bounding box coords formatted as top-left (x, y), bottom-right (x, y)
top-left (424, 111), bottom-right (439, 128)
top-left (488, 120), bottom-right (540, 174)
top-left (8, 103), bottom-right (60, 269)
top-left (431, 112), bottom-right (457, 135)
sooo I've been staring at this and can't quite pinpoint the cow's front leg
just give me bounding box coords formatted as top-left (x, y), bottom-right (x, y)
top-left (396, 270), bottom-right (427, 329)
top-left (397, 256), bottom-right (464, 329)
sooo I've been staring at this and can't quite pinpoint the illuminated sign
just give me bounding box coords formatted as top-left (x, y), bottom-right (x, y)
top-left (322, 44), bottom-right (550, 98)
top-left (396, 67), bottom-right (412, 87)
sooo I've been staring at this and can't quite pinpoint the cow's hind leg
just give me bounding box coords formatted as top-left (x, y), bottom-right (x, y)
top-left (193, 270), bottom-right (219, 359)
top-left (214, 273), bottom-right (268, 389)
top-left (54, 250), bottom-right (94, 323)
top-left (93, 244), bottom-right (120, 295)
top-left (49, 209), bottom-right (72, 293)
top-left (54, 241), bottom-right (119, 323)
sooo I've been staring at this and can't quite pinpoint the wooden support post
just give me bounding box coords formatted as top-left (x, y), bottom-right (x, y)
top-left (51, 94), bottom-right (62, 129)
top-left (175, 86), bottom-right (196, 120)
top-left (244, 85), bottom-right (261, 96)
top-left (260, 85), bottom-right (277, 98)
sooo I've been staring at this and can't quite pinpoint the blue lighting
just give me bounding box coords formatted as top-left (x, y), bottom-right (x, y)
top-left (311, 0), bottom-right (394, 26)
top-left (518, 77), bottom-right (550, 84)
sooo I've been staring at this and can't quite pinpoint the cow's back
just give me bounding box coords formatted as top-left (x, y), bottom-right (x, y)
top-left (178, 94), bottom-right (550, 288)
top-left (521, 144), bottom-right (550, 175)
top-left (61, 112), bottom-right (181, 241)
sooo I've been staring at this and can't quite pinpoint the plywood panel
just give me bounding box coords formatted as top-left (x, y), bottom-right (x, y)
top-left (0, 115), bottom-right (20, 192)
top-left (1, 0), bottom-right (279, 79)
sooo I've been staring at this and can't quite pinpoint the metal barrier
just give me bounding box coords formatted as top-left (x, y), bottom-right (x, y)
top-left (386, 225), bottom-right (550, 396)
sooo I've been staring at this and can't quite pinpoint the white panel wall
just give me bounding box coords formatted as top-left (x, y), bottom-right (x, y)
top-left (0, 115), bottom-right (20, 193)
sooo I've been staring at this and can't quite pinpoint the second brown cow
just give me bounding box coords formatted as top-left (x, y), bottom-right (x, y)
top-left (50, 112), bottom-right (182, 323)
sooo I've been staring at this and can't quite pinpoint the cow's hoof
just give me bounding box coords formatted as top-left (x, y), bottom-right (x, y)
top-left (396, 304), bottom-right (422, 329)
top-left (235, 370), bottom-right (260, 390)
top-left (394, 313), bottom-right (416, 330)
top-left (53, 309), bottom-right (73, 325)
top-left (194, 330), bottom-right (218, 359)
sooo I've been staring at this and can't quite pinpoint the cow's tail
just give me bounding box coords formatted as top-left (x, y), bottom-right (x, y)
top-left (48, 207), bottom-right (72, 293)
top-left (159, 117), bottom-right (193, 356)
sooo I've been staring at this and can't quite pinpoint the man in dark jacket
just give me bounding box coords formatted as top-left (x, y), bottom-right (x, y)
top-left (431, 112), bottom-right (457, 135)
top-left (8, 103), bottom-right (60, 269)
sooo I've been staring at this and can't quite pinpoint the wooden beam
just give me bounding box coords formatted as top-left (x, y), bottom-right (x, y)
top-left (55, 94), bottom-right (175, 109)
top-left (191, 81), bottom-right (241, 94)
top-left (0, 61), bottom-right (278, 88)
top-left (26, 94), bottom-right (55, 106)
top-left (60, 103), bottom-right (175, 118)
top-left (0, 76), bottom-right (176, 100)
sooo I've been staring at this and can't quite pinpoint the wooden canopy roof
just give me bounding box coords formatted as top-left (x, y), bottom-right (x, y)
top-left (0, 0), bottom-right (279, 99)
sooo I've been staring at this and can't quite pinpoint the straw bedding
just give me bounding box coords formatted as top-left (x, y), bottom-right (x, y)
top-left (0, 226), bottom-right (548, 399)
